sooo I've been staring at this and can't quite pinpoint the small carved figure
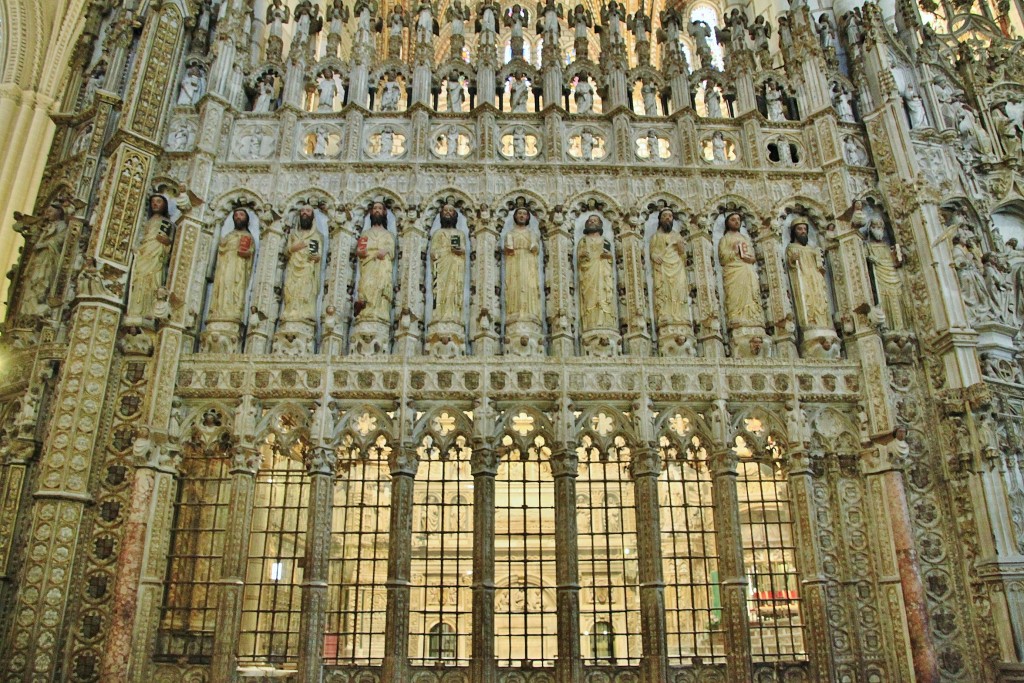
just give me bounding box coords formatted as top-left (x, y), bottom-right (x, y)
top-left (786, 221), bottom-right (833, 332)
top-left (711, 131), bottom-right (727, 162)
top-left (279, 205), bottom-right (324, 325)
top-left (718, 212), bottom-right (763, 329)
top-left (903, 84), bottom-right (929, 129)
top-left (650, 209), bottom-right (689, 328)
top-left (504, 207), bottom-right (542, 323)
top-left (641, 81), bottom-right (658, 116)
top-left (574, 76), bottom-right (594, 114)
top-left (577, 215), bottom-right (616, 331)
top-left (355, 202), bottom-right (396, 323)
top-left (127, 195), bottom-right (175, 319)
top-left (316, 68), bottom-right (340, 112)
top-left (430, 205), bottom-right (467, 324)
top-left (13, 203), bottom-right (68, 317)
top-left (177, 65), bottom-right (206, 106)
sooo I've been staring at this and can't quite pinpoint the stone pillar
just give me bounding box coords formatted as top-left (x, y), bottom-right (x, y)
top-left (101, 440), bottom-right (180, 682)
top-left (297, 447), bottom-right (337, 683)
top-left (689, 220), bottom-right (725, 357)
top-left (210, 445), bottom-right (263, 683)
top-left (471, 207), bottom-right (500, 355)
top-left (546, 210), bottom-right (576, 357)
top-left (322, 206), bottom-right (357, 355)
top-left (620, 212), bottom-right (652, 356)
top-left (245, 214), bottom-right (286, 353)
top-left (551, 446), bottom-right (582, 683)
top-left (785, 450), bottom-right (835, 682)
top-left (631, 445), bottom-right (669, 683)
top-left (709, 448), bottom-right (753, 682)
top-left (861, 445), bottom-right (938, 683)
top-left (394, 207), bottom-right (426, 356)
top-left (756, 224), bottom-right (798, 358)
top-left (0, 438), bottom-right (37, 606)
top-left (470, 444), bottom-right (499, 683)
top-left (381, 446), bottom-right (420, 683)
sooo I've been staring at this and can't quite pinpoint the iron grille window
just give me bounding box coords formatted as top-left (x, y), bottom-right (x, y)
top-left (591, 621), bottom-right (615, 660)
top-left (409, 431), bottom-right (473, 666)
top-left (736, 454), bottom-right (806, 661)
top-left (577, 432), bottom-right (642, 666)
top-left (238, 447), bottom-right (309, 667)
top-left (495, 433), bottom-right (557, 667)
top-left (659, 428), bottom-right (722, 665)
top-left (325, 433), bottom-right (392, 665)
top-left (157, 445), bottom-right (231, 660)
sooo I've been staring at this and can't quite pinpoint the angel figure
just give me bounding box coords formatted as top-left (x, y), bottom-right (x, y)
top-left (477, 0), bottom-right (500, 43)
top-left (414, 0), bottom-right (439, 44)
top-left (749, 15), bottom-right (771, 56)
top-left (537, 0), bottom-right (563, 43)
top-left (266, 0), bottom-right (290, 40)
top-left (627, 0), bottom-right (652, 46)
top-left (447, 0), bottom-right (471, 37)
top-left (688, 19), bottom-right (714, 68)
top-left (600, 1), bottom-right (626, 44)
top-left (569, 3), bottom-right (593, 40)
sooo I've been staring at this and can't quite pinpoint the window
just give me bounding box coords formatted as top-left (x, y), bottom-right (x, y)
top-left (324, 431), bottom-right (392, 665)
top-left (591, 621), bottom-right (615, 660)
top-left (495, 431), bottom-right (557, 667)
top-left (409, 425), bottom-right (473, 666)
top-left (659, 413), bottom-right (722, 665)
top-left (428, 622), bottom-right (458, 660)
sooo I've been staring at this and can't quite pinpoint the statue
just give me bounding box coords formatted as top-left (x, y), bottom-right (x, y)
top-left (903, 85), bottom-right (928, 129)
top-left (127, 194), bottom-right (175, 320)
top-left (862, 213), bottom-right (908, 332)
top-left (355, 202), bottom-right (396, 324)
top-left (765, 80), bottom-right (787, 121)
top-left (641, 81), bottom-right (658, 116)
top-left (688, 20), bottom-right (714, 69)
top-left (207, 209), bottom-right (258, 328)
top-left (447, 77), bottom-right (465, 112)
top-left (993, 105), bottom-right (1023, 161)
top-left (504, 3), bottom-right (529, 56)
top-left (316, 68), bottom-right (340, 111)
top-left (354, 0), bottom-right (377, 44)
top-left (430, 204), bottom-right (467, 324)
top-left (711, 131), bottom-right (727, 162)
top-left (380, 75), bottom-right (401, 111)
top-left (504, 207), bottom-right (542, 323)
top-left (718, 212), bottom-right (764, 330)
top-left (177, 65), bottom-right (206, 106)
top-left (749, 16), bottom-right (771, 65)
top-left (569, 3), bottom-right (593, 49)
top-left (705, 85), bottom-right (723, 118)
top-left (378, 127), bottom-right (395, 157)
top-left (581, 130), bottom-right (595, 160)
top-left (953, 100), bottom-right (994, 160)
top-left (577, 215), bottom-right (616, 332)
top-left (816, 14), bottom-right (836, 51)
top-left (951, 235), bottom-right (992, 326)
top-left (537, 0), bottom-right (563, 44)
top-left (600, 1), bottom-right (625, 45)
top-left (13, 203), bottom-right (68, 318)
top-left (649, 209), bottom-right (690, 328)
top-left (477, 0), bottom-right (500, 46)
top-left (414, 0), bottom-right (439, 45)
top-left (982, 253), bottom-right (1015, 323)
top-left (279, 205), bottom-right (324, 326)
top-left (574, 76), bottom-right (594, 114)
top-left (443, 125), bottom-right (460, 156)
top-left (512, 126), bottom-right (527, 158)
top-left (83, 60), bottom-right (106, 106)
top-left (510, 74), bottom-right (530, 112)
top-left (627, 1), bottom-right (652, 62)
top-left (448, 0), bottom-right (471, 37)
top-left (327, 0), bottom-right (350, 53)
top-left (785, 221), bottom-right (833, 333)
top-left (646, 130), bottom-right (660, 159)
top-left (252, 76), bottom-right (275, 112)
top-left (844, 137), bottom-right (867, 165)
top-left (832, 83), bottom-right (855, 122)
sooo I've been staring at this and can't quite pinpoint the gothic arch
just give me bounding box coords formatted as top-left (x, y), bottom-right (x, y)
top-left (332, 403), bottom-right (396, 449)
top-left (772, 196), bottom-right (835, 226)
top-left (496, 404), bottom-right (555, 454)
top-left (350, 188), bottom-right (407, 213)
top-left (564, 191), bottom-right (624, 222)
top-left (210, 188), bottom-right (269, 215)
top-left (702, 194), bottom-right (763, 225)
top-left (412, 405), bottom-right (475, 456)
top-left (808, 406), bottom-right (860, 455)
top-left (575, 404), bottom-right (639, 452)
top-left (729, 405), bottom-right (790, 458)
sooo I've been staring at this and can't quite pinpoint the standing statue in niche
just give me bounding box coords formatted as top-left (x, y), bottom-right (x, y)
top-left (504, 207), bottom-right (542, 324)
top-left (903, 85), bottom-right (929, 129)
top-left (177, 65), bottom-right (206, 106)
top-left (765, 81), bottom-right (787, 121)
top-left (207, 209), bottom-right (257, 327)
top-left (127, 195), bottom-right (175, 320)
top-left (13, 203), bottom-right (68, 318)
top-left (430, 205), bottom-right (467, 324)
top-left (718, 212), bottom-right (766, 351)
top-left (538, 0), bottom-right (563, 44)
top-left (705, 86), bottom-right (723, 118)
top-left (578, 215), bottom-right (616, 332)
top-left (786, 221), bottom-right (839, 356)
top-left (510, 75), bottom-right (530, 112)
top-left (448, 77), bottom-right (465, 112)
top-left (574, 76), bottom-right (594, 114)
top-left (642, 81), bottom-right (658, 116)
top-left (355, 202), bottom-right (396, 324)
top-left (650, 209), bottom-right (689, 327)
top-left (280, 205), bottom-right (323, 327)
top-left (380, 76), bottom-right (401, 111)
top-left (202, 208), bottom-right (258, 353)
top-left (862, 212), bottom-right (908, 333)
top-left (951, 235), bottom-right (993, 325)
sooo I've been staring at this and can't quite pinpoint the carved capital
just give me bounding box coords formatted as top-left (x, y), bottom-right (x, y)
top-left (230, 445), bottom-right (262, 475)
top-left (708, 448), bottom-right (738, 476)
top-left (630, 443), bottom-right (661, 478)
top-left (305, 446), bottom-right (337, 476)
top-left (389, 446), bottom-right (420, 477)
top-left (471, 445), bottom-right (499, 476)
top-left (549, 446), bottom-right (579, 477)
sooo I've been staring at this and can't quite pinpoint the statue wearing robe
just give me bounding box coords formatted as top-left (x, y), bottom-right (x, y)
top-left (864, 221), bottom-right (907, 332)
top-left (356, 224), bottom-right (395, 323)
top-left (280, 212), bottom-right (322, 324)
top-left (15, 204), bottom-right (67, 317)
top-left (786, 224), bottom-right (832, 331)
top-left (430, 223), bottom-right (467, 324)
top-left (504, 212), bottom-right (541, 322)
top-left (207, 213), bottom-right (256, 325)
top-left (650, 219), bottom-right (689, 327)
top-left (128, 196), bottom-right (175, 318)
top-left (718, 215), bottom-right (763, 329)
top-left (578, 220), bottom-right (616, 331)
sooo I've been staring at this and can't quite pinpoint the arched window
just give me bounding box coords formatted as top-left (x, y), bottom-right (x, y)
top-left (409, 424), bottom-right (473, 666)
top-left (658, 414), bottom-right (722, 665)
top-left (733, 420), bottom-right (806, 661)
top-left (325, 431), bottom-right (392, 665)
top-left (427, 622), bottom-right (458, 660)
top-left (238, 433), bottom-right (311, 666)
top-left (495, 430), bottom-right (557, 666)
top-left (157, 410), bottom-right (233, 660)
top-left (591, 621), bottom-right (615, 660)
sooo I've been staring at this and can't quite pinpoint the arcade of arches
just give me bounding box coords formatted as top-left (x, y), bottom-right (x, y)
top-left (2, 0), bottom-right (1024, 682)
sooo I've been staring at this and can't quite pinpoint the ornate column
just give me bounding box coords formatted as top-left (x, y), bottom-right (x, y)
top-left (297, 447), bottom-right (337, 683)
top-left (708, 447), bottom-right (753, 681)
top-left (394, 207), bottom-right (426, 356)
top-left (0, 438), bottom-right (37, 604)
top-left (210, 399), bottom-right (263, 683)
top-left (470, 207), bottom-right (500, 355)
top-left (546, 208), bottom-right (576, 357)
top-left (689, 218), bottom-right (725, 357)
top-left (785, 449), bottom-right (836, 682)
top-left (381, 446), bottom-right (420, 683)
top-left (860, 442), bottom-right (937, 683)
top-left (540, 42), bottom-right (564, 108)
top-left (620, 209), bottom-right (651, 356)
top-left (551, 445), bottom-right (582, 683)
top-left (631, 444), bottom-right (669, 683)
top-left (245, 212), bottom-right (286, 354)
top-left (470, 442), bottom-right (499, 683)
top-left (755, 220), bottom-right (798, 358)
top-left (322, 205), bottom-right (357, 355)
